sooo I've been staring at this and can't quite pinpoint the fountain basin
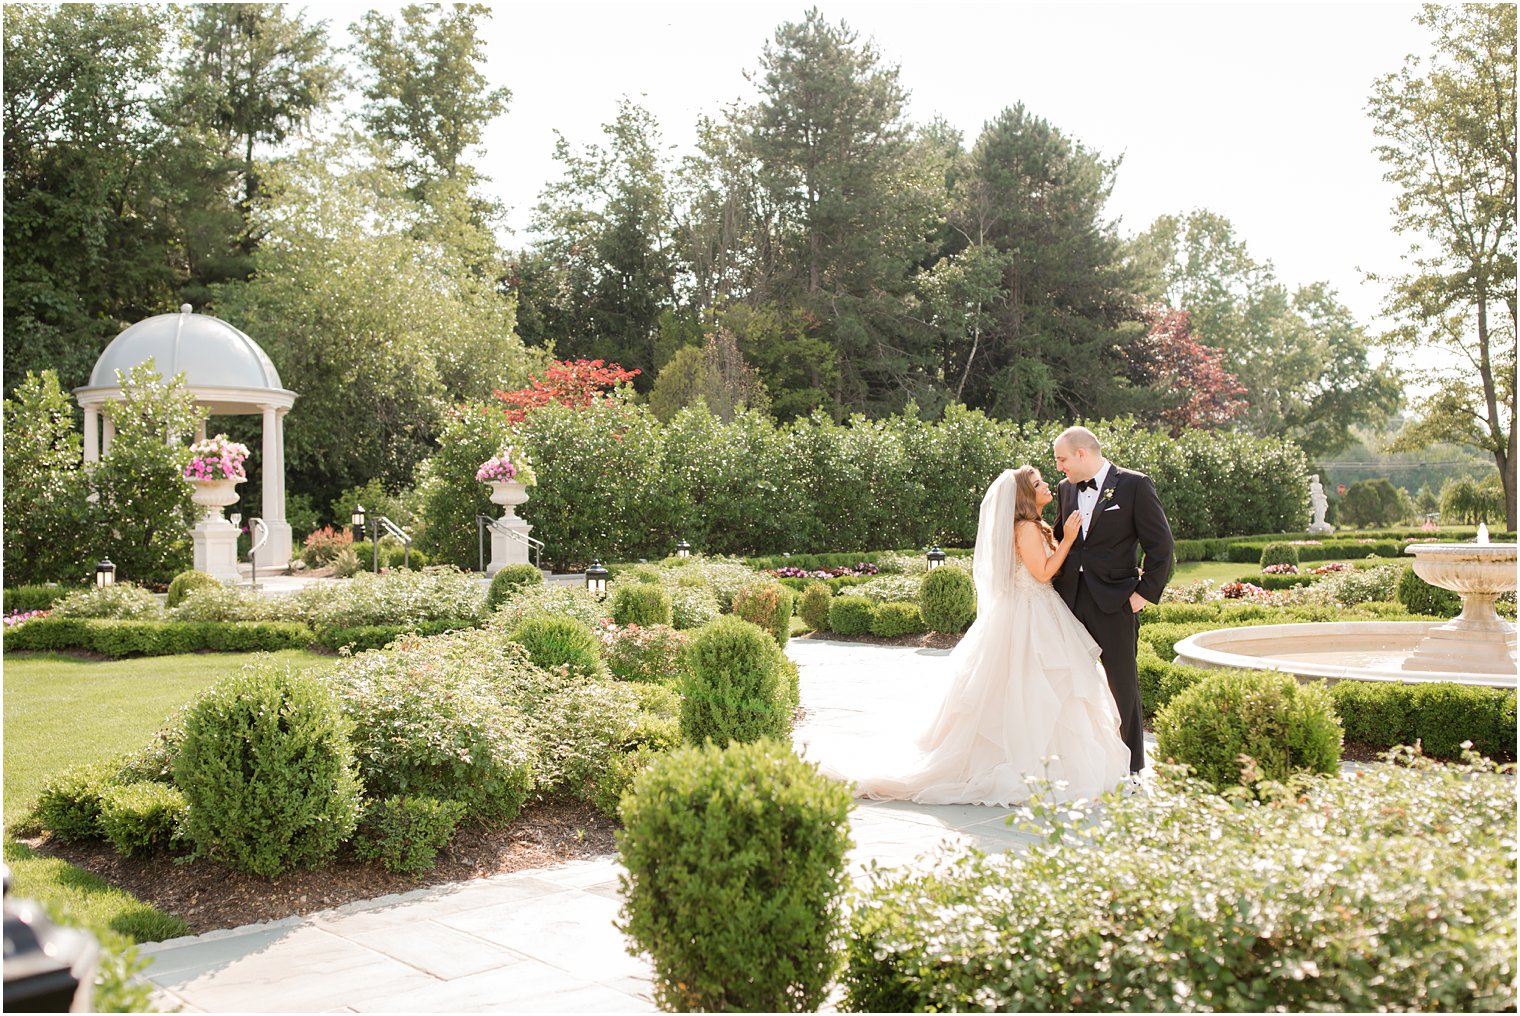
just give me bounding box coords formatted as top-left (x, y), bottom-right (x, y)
top-left (1174, 622), bottom-right (1516, 689)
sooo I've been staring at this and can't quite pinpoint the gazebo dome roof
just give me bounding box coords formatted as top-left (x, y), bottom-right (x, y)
top-left (88, 305), bottom-right (283, 391)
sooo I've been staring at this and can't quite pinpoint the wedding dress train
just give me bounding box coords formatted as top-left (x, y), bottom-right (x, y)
top-left (808, 471), bottom-right (1130, 806)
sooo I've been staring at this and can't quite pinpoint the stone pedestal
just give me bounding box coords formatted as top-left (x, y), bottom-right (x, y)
top-left (485, 480), bottom-right (532, 576)
top-left (192, 518), bottom-right (241, 582)
top-left (189, 478), bottom-right (243, 583)
top-left (257, 519), bottom-right (293, 569)
top-left (1402, 542), bottom-right (1519, 676)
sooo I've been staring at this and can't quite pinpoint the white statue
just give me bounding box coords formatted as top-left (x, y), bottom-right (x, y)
top-left (1307, 474), bottom-right (1334, 535)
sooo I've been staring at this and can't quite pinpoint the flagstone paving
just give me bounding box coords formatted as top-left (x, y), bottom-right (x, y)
top-left (139, 637), bottom-right (1154, 1013)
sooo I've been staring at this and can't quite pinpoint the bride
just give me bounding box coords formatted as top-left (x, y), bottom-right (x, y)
top-left (816, 466), bottom-right (1130, 805)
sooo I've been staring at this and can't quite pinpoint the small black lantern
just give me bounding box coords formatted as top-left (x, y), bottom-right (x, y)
top-left (351, 505), bottom-right (366, 545)
top-left (585, 560), bottom-right (609, 598)
top-left (676, 539), bottom-right (691, 559)
top-left (94, 558), bottom-right (116, 587)
top-left (3, 865), bottom-right (99, 1011)
top-left (927, 546), bottom-right (947, 570)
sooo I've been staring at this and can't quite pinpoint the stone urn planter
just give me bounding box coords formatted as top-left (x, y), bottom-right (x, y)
top-left (189, 476), bottom-right (243, 522)
top-left (488, 479), bottom-right (530, 518)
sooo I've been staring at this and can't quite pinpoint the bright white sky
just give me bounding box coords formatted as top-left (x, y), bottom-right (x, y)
top-left (319, 0), bottom-right (1431, 334)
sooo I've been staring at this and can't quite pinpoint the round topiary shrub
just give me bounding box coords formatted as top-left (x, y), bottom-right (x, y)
top-left (511, 615), bottom-right (604, 677)
top-left (732, 580), bottom-right (794, 646)
top-left (828, 595), bottom-right (874, 636)
top-left (870, 601), bottom-right (924, 638)
top-left (1396, 566), bottom-right (1462, 618)
top-left (1154, 669), bottom-right (1342, 792)
top-left (97, 782), bottom-right (188, 858)
top-left (166, 570), bottom-right (220, 608)
top-left (487, 563), bottom-right (544, 610)
top-left (681, 615), bottom-right (790, 747)
top-left (667, 584), bottom-right (721, 630)
top-left (1259, 542), bottom-right (1300, 569)
top-left (353, 795), bottom-right (468, 874)
top-left (174, 663), bottom-right (362, 877)
top-left (34, 764), bottom-right (116, 841)
top-left (616, 738), bottom-right (854, 1013)
top-left (919, 567), bottom-right (976, 633)
top-left (798, 581), bottom-right (832, 632)
top-left (614, 583), bottom-right (674, 627)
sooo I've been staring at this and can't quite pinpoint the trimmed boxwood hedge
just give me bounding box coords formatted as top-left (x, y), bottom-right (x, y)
top-left (3, 584), bottom-right (75, 614)
top-left (5, 617), bottom-right (314, 656)
top-left (316, 618), bottom-right (479, 653)
top-left (1135, 621), bottom-right (1516, 762)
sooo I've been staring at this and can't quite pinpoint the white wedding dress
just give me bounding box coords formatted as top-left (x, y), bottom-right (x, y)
top-left (808, 470), bottom-right (1131, 806)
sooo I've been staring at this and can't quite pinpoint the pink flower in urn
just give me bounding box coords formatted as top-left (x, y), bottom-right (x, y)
top-left (184, 434), bottom-right (250, 481)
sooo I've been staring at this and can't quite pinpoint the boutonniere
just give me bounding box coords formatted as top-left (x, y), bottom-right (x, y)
top-left (1100, 487), bottom-right (1117, 504)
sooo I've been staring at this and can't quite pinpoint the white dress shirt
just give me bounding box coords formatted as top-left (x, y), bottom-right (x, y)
top-left (1076, 459), bottom-right (1112, 539)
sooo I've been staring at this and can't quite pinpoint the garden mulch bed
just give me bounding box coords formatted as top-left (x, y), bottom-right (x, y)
top-left (21, 801), bottom-right (618, 937)
top-left (797, 630), bottom-right (962, 650)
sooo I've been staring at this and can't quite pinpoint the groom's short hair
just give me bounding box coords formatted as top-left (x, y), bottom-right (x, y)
top-left (1055, 426), bottom-right (1101, 456)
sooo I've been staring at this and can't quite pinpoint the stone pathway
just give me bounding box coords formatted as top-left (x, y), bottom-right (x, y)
top-left (139, 638), bottom-right (1150, 1012)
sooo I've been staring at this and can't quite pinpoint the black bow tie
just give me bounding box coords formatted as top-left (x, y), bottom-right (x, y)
top-left (1076, 478), bottom-right (1098, 491)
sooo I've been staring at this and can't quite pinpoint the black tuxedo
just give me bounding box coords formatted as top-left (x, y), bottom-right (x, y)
top-left (1053, 464), bottom-right (1174, 772)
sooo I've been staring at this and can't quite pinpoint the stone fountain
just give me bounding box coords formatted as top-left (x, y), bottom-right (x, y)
top-left (1401, 524), bottom-right (1516, 676)
top-left (1174, 526), bottom-right (1517, 688)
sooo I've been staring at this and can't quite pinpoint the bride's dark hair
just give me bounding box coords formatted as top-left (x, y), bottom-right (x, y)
top-left (1012, 465), bottom-right (1057, 550)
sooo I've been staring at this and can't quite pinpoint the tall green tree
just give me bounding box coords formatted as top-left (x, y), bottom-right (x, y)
top-left (744, 9), bottom-right (940, 415)
top-left (1, 371), bottom-right (92, 584)
top-left (169, 4), bottom-right (340, 264)
top-left (519, 100), bottom-right (679, 384)
top-left (209, 134), bottom-right (544, 515)
top-left (1126, 210), bottom-right (1401, 457)
top-left (3, 3), bottom-right (179, 392)
top-left (1369, 3), bottom-right (1517, 528)
top-left (351, 2), bottom-right (510, 275)
top-left (955, 104), bottom-right (1136, 421)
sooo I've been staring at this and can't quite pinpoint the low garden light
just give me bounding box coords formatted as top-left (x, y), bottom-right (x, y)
top-left (927, 546), bottom-right (946, 570)
top-left (351, 505), bottom-right (366, 545)
top-left (94, 558), bottom-right (116, 587)
top-left (585, 560), bottom-right (610, 598)
top-left (676, 539), bottom-right (691, 559)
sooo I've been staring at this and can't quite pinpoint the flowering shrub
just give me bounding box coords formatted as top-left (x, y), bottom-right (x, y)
top-left (1161, 579), bottom-right (1216, 604)
top-left (493, 358), bottom-right (640, 425)
top-left (767, 562), bottom-right (880, 580)
top-left (850, 573), bottom-right (924, 604)
top-left (1261, 563), bottom-right (1299, 575)
top-left (1217, 581), bottom-right (1281, 605)
top-left (290, 568), bottom-right (486, 632)
top-left (489, 583), bottom-right (610, 632)
top-left (599, 621), bottom-right (690, 684)
top-left (50, 583), bottom-right (166, 620)
top-left (843, 753), bottom-right (1517, 1013)
top-left (302, 526), bottom-right (353, 567)
top-left (475, 445), bottom-right (537, 486)
top-left (183, 434), bottom-right (250, 482)
top-left (1303, 564), bottom-right (1404, 608)
top-left (1309, 562), bottom-right (1352, 574)
top-left (4, 608), bottom-right (50, 627)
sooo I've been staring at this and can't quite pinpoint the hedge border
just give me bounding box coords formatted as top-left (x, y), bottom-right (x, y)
top-left (4, 618), bottom-right (315, 657)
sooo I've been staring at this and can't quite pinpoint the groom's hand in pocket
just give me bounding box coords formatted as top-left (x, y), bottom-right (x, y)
top-left (1128, 592), bottom-right (1149, 614)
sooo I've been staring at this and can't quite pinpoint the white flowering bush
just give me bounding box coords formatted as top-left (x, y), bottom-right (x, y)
top-left (849, 573), bottom-right (923, 604)
top-left (49, 583), bottom-right (165, 621)
top-left (662, 582), bottom-right (721, 630)
top-left (169, 584), bottom-right (297, 623)
top-left (845, 752), bottom-right (1516, 1012)
top-left (1300, 563), bottom-right (1404, 607)
top-left (488, 583), bottom-right (610, 632)
top-left (291, 568), bottom-right (485, 631)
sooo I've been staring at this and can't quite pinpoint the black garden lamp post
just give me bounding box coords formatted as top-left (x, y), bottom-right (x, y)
top-left (351, 505), bottom-right (366, 545)
top-left (585, 560), bottom-right (609, 598)
top-left (927, 546), bottom-right (946, 570)
top-left (676, 539), bottom-right (691, 559)
top-left (94, 558), bottom-right (116, 587)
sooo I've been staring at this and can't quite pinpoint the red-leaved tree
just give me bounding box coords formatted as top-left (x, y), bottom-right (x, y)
top-left (493, 359), bottom-right (641, 424)
top-left (1128, 306), bottom-right (1248, 436)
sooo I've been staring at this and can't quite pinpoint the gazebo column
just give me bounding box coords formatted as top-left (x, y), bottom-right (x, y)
top-left (83, 406), bottom-right (100, 463)
top-left (195, 419), bottom-right (207, 444)
top-left (102, 414), bottom-right (115, 456)
top-left (259, 404), bottom-right (292, 568)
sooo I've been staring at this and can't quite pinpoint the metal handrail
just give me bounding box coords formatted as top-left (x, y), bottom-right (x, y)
top-left (247, 517), bottom-right (269, 592)
top-left (370, 516), bottom-right (413, 571)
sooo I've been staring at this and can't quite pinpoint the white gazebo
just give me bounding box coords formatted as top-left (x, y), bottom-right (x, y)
top-left (74, 304), bottom-right (298, 568)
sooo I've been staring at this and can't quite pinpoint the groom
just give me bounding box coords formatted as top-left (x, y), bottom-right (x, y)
top-left (1051, 426), bottom-right (1174, 775)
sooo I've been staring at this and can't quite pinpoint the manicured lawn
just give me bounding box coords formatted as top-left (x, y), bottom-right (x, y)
top-left (3, 649), bottom-right (334, 824)
top-left (1170, 557), bottom-right (1388, 585)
